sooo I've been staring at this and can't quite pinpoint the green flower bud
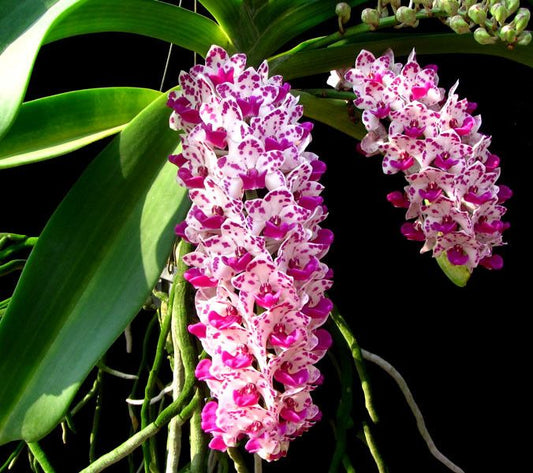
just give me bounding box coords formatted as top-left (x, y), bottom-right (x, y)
top-left (498, 24), bottom-right (517, 42)
top-left (361, 8), bottom-right (381, 28)
top-left (490, 3), bottom-right (510, 23)
top-left (513, 8), bottom-right (531, 33)
top-left (395, 6), bottom-right (418, 25)
top-left (517, 30), bottom-right (532, 45)
top-left (462, 0), bottom-right (477, 9)
top-left (440, 0), bottom-right (460, 16)
top-left (474, 27), bottom-right (498, 44)
top-left (448, 14), bottom-right (471, 34)
top-left (468, 4), bottom-right (487, 25)
top-left (504, 0), bottom-right (519, 15)
top-left (336, 2), bottom-right (352, 23)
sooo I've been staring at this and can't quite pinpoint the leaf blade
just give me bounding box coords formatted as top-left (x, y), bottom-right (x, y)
top-left (0, 0), bottom-right (89, 140)
top-left (270, 32), bottom-right (533, 79)
top-left (0, 87), bottom-right (162, 169)
top-left (247, 0), bottom-right (366, 61)
top-left (294, 90), bottom-right (366, 139)
top-left (46, 0), bottom-right (234, 57)
top-left (0, 91), bottom-right (188, 444)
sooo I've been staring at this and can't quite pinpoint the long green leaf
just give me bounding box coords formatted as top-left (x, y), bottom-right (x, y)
top-left (46, 0), bottom-right (234, 57)
top-left (0, 0), bottom-right (89, 141)
top-left (0, 87), bottom-right (161, 169)
top-left (198, 0), bottom-right (249, 50)
top-left (295, 90), bottom-right (365, 139)
top-left (270, 32), bottom-right (533, 79)
top-left (0, 91), bottom-right (189, 444)
top-left (246, 0), bottom-right (366, 63)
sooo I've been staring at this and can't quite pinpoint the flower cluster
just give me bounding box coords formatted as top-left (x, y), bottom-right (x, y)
top-left (331, 49), bottom-right (511, 272)
top-left (360, 0), bottom-right (531, 48)
top-left (167, 45), bottom-right (333, 461)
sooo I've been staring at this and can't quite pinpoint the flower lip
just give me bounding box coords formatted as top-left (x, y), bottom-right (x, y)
top-left (233, 383), bottom-right (261, 407)
top-left (222, 347), bottom-right (254, 369)
top-left (273, 365), bottom-right (309, 387)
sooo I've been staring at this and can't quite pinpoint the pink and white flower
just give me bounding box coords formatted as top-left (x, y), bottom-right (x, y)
top-left (334, 48), bottom-right (511, 272)
top-left (168, 45), bottom-right (333, 461)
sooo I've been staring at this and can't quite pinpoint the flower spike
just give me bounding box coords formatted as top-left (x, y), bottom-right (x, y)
top-left (333, 48), bottom-right (511, 283)
top-left (168, 45), bottom-right (333, 461)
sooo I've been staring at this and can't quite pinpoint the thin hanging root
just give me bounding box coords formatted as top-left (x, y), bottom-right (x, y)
top-left (126, 384), bottom-right (173, 405)
top-left (360, 349), bottom-right (466, 473)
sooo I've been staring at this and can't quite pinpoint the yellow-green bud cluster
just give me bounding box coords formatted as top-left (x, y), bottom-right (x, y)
top-left (360, 0), bottom-right (531, 47)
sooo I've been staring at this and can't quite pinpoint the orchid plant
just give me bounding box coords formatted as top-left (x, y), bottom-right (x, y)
top-left (0, 1), bottom-right (530, 472)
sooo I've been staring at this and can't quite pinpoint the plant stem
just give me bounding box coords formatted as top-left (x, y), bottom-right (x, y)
top-left (362, 422), bottom-right (388, 473)
top-left (253, 454), bottom-right (262, 473)
top-left (0, 259), bottom-right (25, 277)
top-left (189, 389), bottom-right (208, 473)
top-left (328, 319), bottom-right (355, 473)
top-left (0, 236), bottom-right (38, 262)
top-left (330, 308), bottom-right (379, 423)
top-left (89, 368), bottom-right (105, 463)
top-left (342, 453), bottom-right (356, 473)
top-left (140, 300), bottom-right (173, 472)
top-left (166, 320), bottom-right (184, 473)
top-left (27, 442), bottom-right (56, 473)
top-left (227, 448), bottom-right (250, 473)
top-left (79, 393), bottom-right (200, 473)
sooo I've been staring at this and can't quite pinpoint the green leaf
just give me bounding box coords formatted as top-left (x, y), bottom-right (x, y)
top-left (294, 90), bottom-right (366, 139)
top-left (46, 0), bottom-right (234, 57)
top-left (270, 32), bottom-right (533, 79)
top-left (0, 91), bottom-right (189, 444)
top-left (0, 0), bottom-right (89, 141)
top-left (197, 0), bottom-right (248, 48)
top-left (247, 0), bottom-right (367, 62)
top-left (0, 87), bottom-right (161, 169)
top-left (436, 253), bottom-right (471, 287)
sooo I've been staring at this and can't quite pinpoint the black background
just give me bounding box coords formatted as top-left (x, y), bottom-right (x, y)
top-left (1, 6), bottom-right (532, 473)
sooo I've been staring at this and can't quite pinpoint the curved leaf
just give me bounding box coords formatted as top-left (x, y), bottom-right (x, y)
top-left (197, 0), bottom-right (251, 52)
top-left (294, 90), bottom-right (365, 139)
top-left (247, 0), bottom-right (367, 62)
top-left (0, 87), bottom-right (161, 169)
top-left (0, 91), bottom-right (189, 444)
top-left (46, 0), bottom-right (234, 57)
top-left (270, 32), bottom-right (533, 79)
top-left (0, 0), bottom-right (89, 141)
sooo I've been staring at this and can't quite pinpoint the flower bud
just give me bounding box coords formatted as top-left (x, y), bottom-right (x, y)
top-left (361, 8), bottom-right (381, 28)
top-left (504, 0), bottom-right (519, 14)
top-left (395, 6), bottom-right (418, 26)
top-left (468, 4), bottom-right (487, 25)
top-left (440, 0), bottom-right (460, 16)
top-left (473, 26), bottom-right (498, 43)
top-left (517, 30), bottom-right (532, 45)
top-left (462, 0), bottom-right (477, 9)
top-left (513, 8), bottom-right (531, 33)
top-left (336, 3), bottom-right (352, 23)
top-left (498, 24), bottom-right (517, 42)
top-left (448, 15), bottom-right (472, 34)
top-left (490, 3), bottom-right (510, 23)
